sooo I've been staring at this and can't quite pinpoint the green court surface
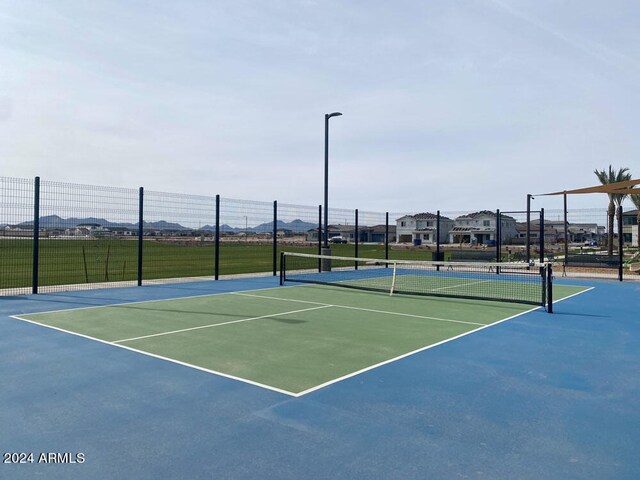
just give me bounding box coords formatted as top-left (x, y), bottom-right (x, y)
top-left (15, 284), bottom-right (588, 396)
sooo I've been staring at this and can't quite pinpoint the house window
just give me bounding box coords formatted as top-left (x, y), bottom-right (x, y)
top-left (483, 220), bottom-right (490, 227)
top-left (401, 221), bottom-right (406, 227)
top-left (623, 233), bottom-right (633, 243)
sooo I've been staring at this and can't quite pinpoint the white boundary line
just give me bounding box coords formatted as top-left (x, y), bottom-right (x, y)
top-left (295, 285), bottom-right (595, 396)
top-left (113, 305), bottom-right (331, 343)
top-left (14, 284), bottom-right (302, 317)
top-left (552, 286), bottom-right (595, 303)
top-left (295, 307), bottom-right (540, 396)
top-left (9, 314), bottom-right (298, 397)
top-left (8, 283), bottom-right (595, 398)
top-left (231, 292), bottom-right (485, 327)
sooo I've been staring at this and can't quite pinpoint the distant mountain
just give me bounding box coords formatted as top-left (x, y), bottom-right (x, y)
top-left (143, 220), bottom-right (186, 230)
top-left (14, 215), bottom-right (317, 233)
top-left (253, 219), bottom-right (317, 233)
top-left (200, 219), bottom-right (316, 233)
top-left (18, 215), bottom-right (121, 229)
top-left (17, 215), bottom-right (187, 231)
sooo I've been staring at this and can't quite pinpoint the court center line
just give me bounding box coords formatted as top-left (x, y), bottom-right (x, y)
top-left (230, 292), bottom-right (485, 327)
top-left (428, 279), bottom-right (491, 292)
top-left (112, 305), bottom-right (332, 343)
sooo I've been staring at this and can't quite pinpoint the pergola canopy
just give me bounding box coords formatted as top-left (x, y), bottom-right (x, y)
top-left (536, 179), bottom-right (640, 196)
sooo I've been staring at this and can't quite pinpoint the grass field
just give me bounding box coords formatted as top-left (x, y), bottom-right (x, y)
top-left (0, 238), bottom-right (439, 289)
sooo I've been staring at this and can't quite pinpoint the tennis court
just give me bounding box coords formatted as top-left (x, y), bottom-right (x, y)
top-left (4, 265), bottom-right (640, 479)
top-left (12, 255), bottom-right (589, 396)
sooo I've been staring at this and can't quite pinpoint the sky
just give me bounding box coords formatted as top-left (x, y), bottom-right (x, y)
top-left (1, 0), bottom-right (639, 215)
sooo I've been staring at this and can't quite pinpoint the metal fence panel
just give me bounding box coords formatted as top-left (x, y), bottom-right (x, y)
top-left (218, 197), bottom-right (275, 276)
top-left (0, 177), bottom-right (35, 295)
top-left (37, 180), bottom-right (139, 292)
top-left (143, 190), bottom-right (216, 283)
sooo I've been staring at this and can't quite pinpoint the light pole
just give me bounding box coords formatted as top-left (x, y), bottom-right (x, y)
top-left (324, 112), bottom-right (342, 249)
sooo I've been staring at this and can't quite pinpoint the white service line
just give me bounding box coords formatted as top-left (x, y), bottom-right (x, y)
top-left (113, 305), bottom-right (333, 343)
top-left (231, 292), bottom-right (485, 327)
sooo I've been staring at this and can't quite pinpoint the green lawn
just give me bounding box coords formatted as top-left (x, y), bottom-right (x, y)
top-left (0, 238), bottom-right (440, 289)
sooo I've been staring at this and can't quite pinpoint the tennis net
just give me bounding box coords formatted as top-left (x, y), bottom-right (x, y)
top-left (280, 252), bottom-right (552, 311)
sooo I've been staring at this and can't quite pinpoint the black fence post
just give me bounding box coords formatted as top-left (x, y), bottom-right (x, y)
top-left (563, 193), bottom-right (569, 266)
top-left (273, 200), bottom-right (277, 276)
top-left (318, 205), bottom-right (322, 272)
top-left (137, 187), bottom-right (144, 286)
top-left (354, 209), bottom-right (359, 269)
top-left (540, 207), bottom-right (545, 264)
top-left (436, 210), bottom-right (441, 262)
top-left (526, 194), bottom-right (531, 263)
top-left (215, 195), bottom-right (220, 280)
top-left (496, 209), bottom-right (501, 264)
top-left (385, 212), bottom-right (389, 265)
top-left (618, 205), bottom-right (623, 282)
top-left (547, 264), bottom-right (553, 313)
top-left (32, 176), bottom-right (40, 294)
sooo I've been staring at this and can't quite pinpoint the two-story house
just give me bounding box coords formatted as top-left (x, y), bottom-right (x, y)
top-left (623, 209), bottom-right (639, 246)
top-left (448, 211), bottom-right (517, 245)
top-left (395, 213), bottom-right (454, 244)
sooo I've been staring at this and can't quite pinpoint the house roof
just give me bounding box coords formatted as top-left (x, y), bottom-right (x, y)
top-left (455, 210), bottom-right (516, 221)
top-left (397, 212), bottom-right (453, 221)
top-left (369, 224), bottom-right (396, 233)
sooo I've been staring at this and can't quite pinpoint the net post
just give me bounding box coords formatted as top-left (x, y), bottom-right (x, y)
top-left (215, 194), bottom-right (220, 280)
top-left (273, 200), bottom-right (277, 276)
top-left (618, 205), bottom-right (623, 281)
top-left (318, 205), bottom-right (322, 272)
top-left (137, 186), bottom-right (144, 286)
top-left (279, 251), bottom-right (285, 285)
top-left (385, 212), bottom-right (389, 267)
top-left (354, 209), bottom-right (359, 270)
top-left (32, 176), bottom-right (40, 294)
top-left (547, 263), bottom-right (553, 313)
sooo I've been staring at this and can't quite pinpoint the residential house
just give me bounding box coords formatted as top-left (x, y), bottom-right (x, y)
top-left (514, 223), bottom-right (559, 245)
top-left (305, 224), bottom-right (396, 243)
top-left (449, 211), bottom-right (517, 245)
top-left (531, 220), bottom-right (605, 244)
top-left (395, 213), bottom-right (454, 244)
top-left (623, 209), bottom-right (638, 245)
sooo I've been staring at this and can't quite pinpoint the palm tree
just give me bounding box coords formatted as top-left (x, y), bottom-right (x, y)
top-left (631, 194), bottom-right (640, 250)
top-left (594, 166), bottom-right (631, 255)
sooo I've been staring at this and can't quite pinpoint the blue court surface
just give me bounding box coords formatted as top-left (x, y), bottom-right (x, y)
top-left (1, 276), bottom-right (639, 479)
